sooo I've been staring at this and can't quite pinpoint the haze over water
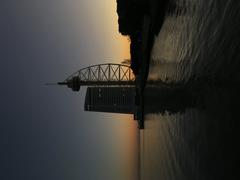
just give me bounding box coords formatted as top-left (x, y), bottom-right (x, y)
top-left (140, 0), bottom-right (240, 179)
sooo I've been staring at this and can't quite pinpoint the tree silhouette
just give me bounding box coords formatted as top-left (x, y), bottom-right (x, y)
top-left (116, 0), bottom-right (143, 35)
top-left (116, 0), bottom-right (145, 75)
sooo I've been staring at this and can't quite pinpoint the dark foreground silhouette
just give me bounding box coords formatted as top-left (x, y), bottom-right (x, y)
top-left (116, 0), bottom-right (172, 75)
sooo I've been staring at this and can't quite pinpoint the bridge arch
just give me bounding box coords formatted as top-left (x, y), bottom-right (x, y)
top-left (64, 63), bottom-right (135, 83)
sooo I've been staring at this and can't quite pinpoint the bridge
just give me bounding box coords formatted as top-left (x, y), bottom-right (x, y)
top-left (56, 63), bottom-right (144, 129)
top-left (58, 63), bottom-right (135, 91)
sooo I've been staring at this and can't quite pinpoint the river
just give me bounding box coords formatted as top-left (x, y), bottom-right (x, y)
top-left (140, 0), bottom-right (240, 179)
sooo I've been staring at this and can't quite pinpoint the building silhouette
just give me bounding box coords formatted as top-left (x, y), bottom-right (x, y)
top-left (55, 63), bottom-right (144, 128)
top-left (84, 87), bottom-right (135, 114)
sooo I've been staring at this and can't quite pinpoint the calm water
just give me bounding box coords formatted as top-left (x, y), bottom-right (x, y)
top-left (140, 0), bottom-right (240, 179)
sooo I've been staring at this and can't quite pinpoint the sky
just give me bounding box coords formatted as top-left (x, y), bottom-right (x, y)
top-left (0, 0), bottom-right (138, 180)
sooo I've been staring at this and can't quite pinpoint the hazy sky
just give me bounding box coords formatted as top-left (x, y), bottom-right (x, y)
top-left (0, 1), bottom-right (138, 180)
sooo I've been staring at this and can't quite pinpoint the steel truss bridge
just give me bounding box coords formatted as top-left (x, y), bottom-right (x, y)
top-left (58, 63), bottom-right (135, 91)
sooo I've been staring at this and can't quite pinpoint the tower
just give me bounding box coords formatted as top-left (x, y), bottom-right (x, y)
top-left (84, 86), bottom-right (135, 114)
top-left (54, 63), bottom-right (144, 128)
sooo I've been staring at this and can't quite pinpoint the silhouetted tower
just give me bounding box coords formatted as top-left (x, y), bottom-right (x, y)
top-left (55, 63), bottom-right (144, 129)
top-left (84, 87), bottom-right (135, 114)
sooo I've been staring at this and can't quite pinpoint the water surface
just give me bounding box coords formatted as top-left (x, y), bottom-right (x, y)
top-left (140, 0), bottom-right (240, 179)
